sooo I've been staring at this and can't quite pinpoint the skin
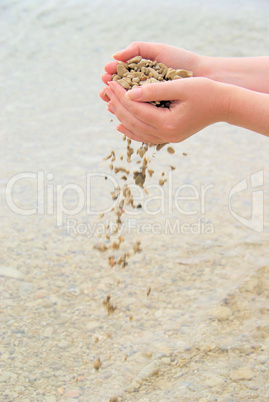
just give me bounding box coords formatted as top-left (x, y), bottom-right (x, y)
top-left (99, 41), bottom-right (269, 143)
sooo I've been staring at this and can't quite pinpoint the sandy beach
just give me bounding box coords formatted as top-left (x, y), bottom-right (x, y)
top-left (1, 0), bottom-right (269, 400)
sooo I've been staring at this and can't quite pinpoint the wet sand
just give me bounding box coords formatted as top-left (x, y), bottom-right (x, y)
top-left (1, 0), bottom-right (269, 400)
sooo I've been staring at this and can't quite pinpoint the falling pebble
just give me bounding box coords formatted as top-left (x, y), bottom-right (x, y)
top-left (93, 243), bottom-right (107, 252)
top-left (103, 295), bottom-right (116, 315)
top-left (147, 287), bottom-right (151, 297)
top-left (167, 146), bottom-right (175, 154)
top-left (159, 178), bottom-right (167, 186)
top-left (156, 143), bottom-right (168, 151)
top-left (133, 240), bottom-right (142, 254)
top-left (183, 152), bottom-right (187, 156)
top-left (93, 357), bottom-right (101, 370)
top-left (103, 151), bottom-right (113, 161)
top-left (101, 59), bottom-right (191, 268)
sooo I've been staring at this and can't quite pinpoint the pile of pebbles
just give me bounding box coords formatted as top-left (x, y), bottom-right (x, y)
top-left (95, 57), bottom-right (193, 269)
top-left (112, 56), bottom-right (193, 108)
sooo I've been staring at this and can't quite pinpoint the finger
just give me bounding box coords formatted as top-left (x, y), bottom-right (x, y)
top-left (99, 87), bottom-right (110, 102)
top-left (104, 61), bottom-right (118, 74)
top-left (107, 104), bottom-right (115, 114)
top-left (107, 89), bottom-right (162, 139)
top-left (117, 124), bottom-right (144, 142)
top-left (113, 41), bottom-right (165, 62)
top-left (108, 81), bottom-right (166, 128)
top-left (125, 79), bottom-right (189, 102)
top-left (117, 124), bottom-right (165, 144)
top-left (101, 73), bottom-right (113, 85)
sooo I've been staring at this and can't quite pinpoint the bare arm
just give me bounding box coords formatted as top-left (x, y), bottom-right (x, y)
top-left (201, 56), bottom-right (269, 94)
top-left (103, 78), bottom-right (269, 143)
top-left (100, 42), bottom-right (269, 142)
top-left (102, 42), bottom-right (269, 94)
top-left (226, 83), bottom-right (269, 135)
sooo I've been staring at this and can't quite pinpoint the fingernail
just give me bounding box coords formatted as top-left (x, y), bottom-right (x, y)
top-left (117, 125), bottom-right (124, 133)
top-left (108, 103), bottom-right (116, 114)
top-left (126, 87), bottom-right (142, 100)
top-left (112, 49), bottom-right (124, 57)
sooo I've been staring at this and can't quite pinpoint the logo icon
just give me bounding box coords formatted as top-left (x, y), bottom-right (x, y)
top-left (229, 170), bottom-right (264, 232)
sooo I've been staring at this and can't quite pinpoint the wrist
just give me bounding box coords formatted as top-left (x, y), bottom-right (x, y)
top-left (196, 55), bottom-right (221, 80)
top-left (212, 81), bottom-right (233, 124)
top-left (193, 55), bottom-right (214, 78)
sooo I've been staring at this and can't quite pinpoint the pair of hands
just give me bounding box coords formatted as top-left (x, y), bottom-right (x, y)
top-left (100, 42), bottom-right (230, 143)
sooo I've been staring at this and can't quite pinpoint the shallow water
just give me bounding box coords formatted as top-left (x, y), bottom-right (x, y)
top-left (1, 0), bottom-right (269, 401)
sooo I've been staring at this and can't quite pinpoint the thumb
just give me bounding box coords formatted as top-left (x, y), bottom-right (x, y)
top-left (125, 80), bottom-right (184, 102)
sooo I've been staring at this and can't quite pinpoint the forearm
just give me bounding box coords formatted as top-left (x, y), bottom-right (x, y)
top-left (224, 84), bottom-right (269, 136)
top-left (200, 56), bottom-right (269, 94)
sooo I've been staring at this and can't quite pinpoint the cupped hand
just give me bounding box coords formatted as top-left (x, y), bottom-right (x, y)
top-left (100, 41), bottom-right (204, 92)
top-left (102, 77), bottom-right (230, 143)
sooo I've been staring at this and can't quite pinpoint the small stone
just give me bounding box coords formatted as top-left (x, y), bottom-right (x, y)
top-left (161, 357), bottom-right (171, 365)
top-left (117, 64), bottom-right (128, 77)
top-left (19, 281), bottom-right (35, 292)
top-left (155, 309), bottom-right (163, 318)
top-left (0, 371), bottom-right (17, 382)
top-left (93, 357), bottom-right (101, 370)
top-left (256, 355), bottom-right (268, 364)
top-left (128, 56), bottom-right (142, 64)
top-left (204, 374), bottom-right (224, 387)
top-left (117, 79), bottom-right (131, 90)
top-left (137, 361), bottom-right (159, 380)
top-left (45, 396), bottom-right (57, 402)
top-left (133, 240), bottom-right (142, 253)
top-left (63, 389), bottom-right (80, 398)
top-left (167, 146), bottom-right (175, 154)
top-left (175, 69), bottom-right (193, 78)
top-left (86, 321), bottom-right (99, 331)
top-left (230, 367), bottom-right (255, 381)
top-left (58, 340), bottom-right (69, 348)
top-left (217, 396), bottom-right (234, 402)
top-left (0, 266), bottom-right (24, 279)
top-left (43, 327), bottom-right (53, 338)
top-left (165, 68), bottom-right (177, 80)
top-left (213, 306), bottom-right (232, 321)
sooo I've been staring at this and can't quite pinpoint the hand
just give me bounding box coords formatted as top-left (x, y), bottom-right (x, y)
top-left (102, 77), bottom-right (230, 143)
top-left (100, 41), bottom-right (205, 102)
